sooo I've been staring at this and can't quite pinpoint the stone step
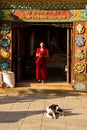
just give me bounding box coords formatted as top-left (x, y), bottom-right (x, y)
top-left (0, 83), bottom-right (73, 95)
top-left (0, 87), bottom-right (72, 95)
top-left (0, 86), bottom-right (86, 95)
top-left (16, 83), bottom-right (73, 88)
top-left (0, 82), bottom-right (87, 95)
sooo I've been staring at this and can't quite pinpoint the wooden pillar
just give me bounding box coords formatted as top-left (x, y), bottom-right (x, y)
top-left (67, 29), bottom-right (69, 83)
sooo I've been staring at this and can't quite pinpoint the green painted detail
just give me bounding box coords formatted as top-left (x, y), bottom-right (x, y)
top-left (0, 10), bottom-right (4, 19)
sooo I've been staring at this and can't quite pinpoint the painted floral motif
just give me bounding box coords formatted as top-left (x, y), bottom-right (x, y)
top-left (0, 35), bottom-right (10, 47)
top-left (0, 24), bottom-right (11, 71)
top-left (0, 61), bottom-right (10, 70)
top-left (0, 48), bottom-right (10, 58)
top-left (75, 49), bottom-right (84, 61)
top-left (75, 36), bottom-right (85, 47)
top-left (76, 24), bottom-right (85, 34)
top-left (0, 24), bottom-right (10, 34)
top-left (75, 63), bottom-right (85, 73)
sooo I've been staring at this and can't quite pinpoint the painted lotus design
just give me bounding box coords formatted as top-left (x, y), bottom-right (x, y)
top-left (75, 49), bottom-right (84, 61)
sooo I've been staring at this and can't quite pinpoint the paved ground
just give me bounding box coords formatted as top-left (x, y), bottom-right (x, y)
top-left (0, 91), bottom-right (87, 130)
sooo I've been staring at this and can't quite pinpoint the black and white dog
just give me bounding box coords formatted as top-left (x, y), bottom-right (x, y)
top-left (46, 104), bottom-right (64, 119)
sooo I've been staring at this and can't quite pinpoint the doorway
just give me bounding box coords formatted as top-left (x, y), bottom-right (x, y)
top-left (12, 23), bottom-right (72, 83)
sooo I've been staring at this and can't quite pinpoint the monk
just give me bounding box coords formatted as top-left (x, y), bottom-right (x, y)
top-left (36, 42), bottom-right (49, 83)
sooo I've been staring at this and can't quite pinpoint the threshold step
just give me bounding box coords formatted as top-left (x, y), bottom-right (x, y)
top-left (0, 87), bottom-right (86, 95)
top-left (16, 83), bottom-right (73, 89)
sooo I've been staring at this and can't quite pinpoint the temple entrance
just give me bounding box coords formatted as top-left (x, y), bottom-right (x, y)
top-left (12, 23), bottom-right (72, 83)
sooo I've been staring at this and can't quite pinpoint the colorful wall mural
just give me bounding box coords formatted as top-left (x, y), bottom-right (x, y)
top-left (0, 22), bottom-right (12, 71)
top-left (73, 22), bottom-right (87, 90)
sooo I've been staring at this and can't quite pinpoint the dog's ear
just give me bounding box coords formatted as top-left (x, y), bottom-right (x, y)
top-left (58, 107), bottom-right (63, 112)
top-left (52, 104), bottom-right (58, 107)
top-left (49, 104), bottom-right (56, 109)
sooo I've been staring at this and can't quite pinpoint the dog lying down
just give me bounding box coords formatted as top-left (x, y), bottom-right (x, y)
top-left (46, 104), bottom-right (64, 119)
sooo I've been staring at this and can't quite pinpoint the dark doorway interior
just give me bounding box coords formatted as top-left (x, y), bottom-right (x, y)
top-left (12, 24), bottom-right (69, 83)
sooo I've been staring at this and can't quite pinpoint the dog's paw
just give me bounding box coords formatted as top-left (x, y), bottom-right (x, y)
top-left (46, 113), bottom-right (53, 119)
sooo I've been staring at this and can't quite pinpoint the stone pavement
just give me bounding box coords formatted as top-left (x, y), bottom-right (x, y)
top-left (0, 91), bottom-right (87, 130)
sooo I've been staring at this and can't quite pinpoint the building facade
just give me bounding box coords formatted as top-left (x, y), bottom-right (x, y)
top-left (0, 0), bottom-right (87, 90)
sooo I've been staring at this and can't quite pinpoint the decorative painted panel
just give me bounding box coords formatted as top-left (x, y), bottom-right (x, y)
top-left (0, 22), bottom-right (12, 71)
top-left (0, 10), bottom-right (87, 22)
top-left (74, 22), bottom-right (87, 82)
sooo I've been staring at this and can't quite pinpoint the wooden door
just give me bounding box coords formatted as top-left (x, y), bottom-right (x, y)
top-left (17, 28), bottom-right (25, 81)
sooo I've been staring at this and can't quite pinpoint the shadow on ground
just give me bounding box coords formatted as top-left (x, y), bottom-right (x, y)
top-left (0, 109), bottom-right (81, 123)
top-left (0, 91), bottom-right (84, 105)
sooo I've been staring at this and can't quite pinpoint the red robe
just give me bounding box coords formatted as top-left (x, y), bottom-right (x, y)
top-left (36, 48), bottom-right (48, 81)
